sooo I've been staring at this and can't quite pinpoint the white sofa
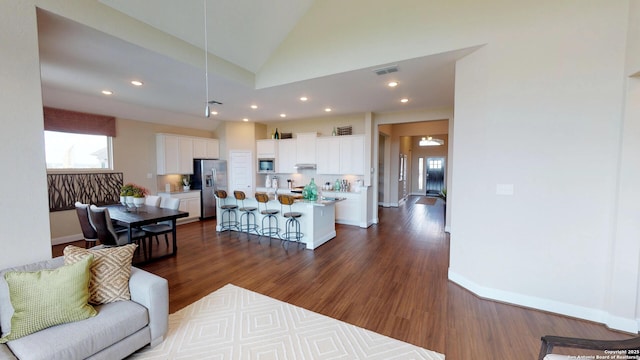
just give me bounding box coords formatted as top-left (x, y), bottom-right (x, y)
top-left (0, 257), bottom-right (168, 360)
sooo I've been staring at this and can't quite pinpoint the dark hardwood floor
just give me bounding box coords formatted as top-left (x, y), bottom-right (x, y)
top-left (54, 196), bottom-right (633, 359)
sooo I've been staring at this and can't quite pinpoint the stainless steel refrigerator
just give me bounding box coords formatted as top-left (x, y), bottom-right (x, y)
top-left (192, 159), bottom-right (227, 219)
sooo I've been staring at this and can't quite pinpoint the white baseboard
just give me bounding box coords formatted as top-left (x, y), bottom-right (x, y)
top-left (378, 202), bottom-right (397, 208)
top-left (448, 270), bottom-right (639, 334)
top-left (51, 233), bottom-right (83, 246)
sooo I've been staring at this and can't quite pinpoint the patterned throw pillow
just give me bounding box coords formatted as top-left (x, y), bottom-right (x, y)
top-left (0, 255), bottom-right (96, 343)
top-left (64, 244), bottom-right (137, 305)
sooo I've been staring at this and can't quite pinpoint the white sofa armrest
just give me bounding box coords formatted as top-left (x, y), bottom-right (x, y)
top-left (128, 267), bottom-right (168, 347)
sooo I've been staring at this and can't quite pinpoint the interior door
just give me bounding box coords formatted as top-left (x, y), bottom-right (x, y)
top-left (229, 150), bottom-right (254, 196)
top-left (425, 157), bottom-right (445, 196)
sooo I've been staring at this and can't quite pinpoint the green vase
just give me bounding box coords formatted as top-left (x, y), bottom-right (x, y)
top-left (308, 178), bottom-right (318, 201)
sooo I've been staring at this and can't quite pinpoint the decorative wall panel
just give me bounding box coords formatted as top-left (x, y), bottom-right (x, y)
top-left (47, 173), bottom-right (123, 212)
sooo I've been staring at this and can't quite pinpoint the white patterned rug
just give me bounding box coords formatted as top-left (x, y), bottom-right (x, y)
top-left (130, 284), bottom-right (445, 359)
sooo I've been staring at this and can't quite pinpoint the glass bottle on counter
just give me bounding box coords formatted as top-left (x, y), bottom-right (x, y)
top-left (334, 179), bottom-right (341, 191)
top-left (274, 128), bottom-right (280, 139)
top-left (308, 178), bottom-right (318, 201)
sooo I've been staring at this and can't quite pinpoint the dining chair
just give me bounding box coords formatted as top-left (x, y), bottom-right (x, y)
top-left (145, 195), bottom-right (161, 207)
top-left (89, 205), bottom-right (148, 255)
top-left (74, 202), bottom-right (98, 249)
top-left (142, 197), bottom-right (181, 250)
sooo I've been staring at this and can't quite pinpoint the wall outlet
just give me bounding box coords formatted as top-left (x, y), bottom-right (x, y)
top-left (496, 184), bottom-right (514, 195)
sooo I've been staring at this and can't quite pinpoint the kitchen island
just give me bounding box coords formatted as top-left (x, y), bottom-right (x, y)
top-left (215, 192), bottom-right (340, 250)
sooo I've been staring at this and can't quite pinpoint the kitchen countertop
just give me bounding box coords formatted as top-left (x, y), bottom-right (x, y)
top-left (158, 190), bottom-right (201, 195)
top-left (259, 192), bottom-right (344, 206)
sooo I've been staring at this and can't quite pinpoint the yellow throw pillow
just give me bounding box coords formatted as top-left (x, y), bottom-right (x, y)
top-left (0, 255), bottom-right (96, 343)
top-left (64, 244), bottom-right (137, 305)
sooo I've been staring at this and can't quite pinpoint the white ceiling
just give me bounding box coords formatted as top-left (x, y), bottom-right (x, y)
top-left (37, 1), bottom-right (475, 130)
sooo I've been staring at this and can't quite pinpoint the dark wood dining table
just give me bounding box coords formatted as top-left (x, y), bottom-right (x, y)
top-left (106, 204), bottom-right (188, 261)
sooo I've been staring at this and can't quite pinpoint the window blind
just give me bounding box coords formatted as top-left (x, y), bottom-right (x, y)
top-left (43, 107), bottom-right (116, 137)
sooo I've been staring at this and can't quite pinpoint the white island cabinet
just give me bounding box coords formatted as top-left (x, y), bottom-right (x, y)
top-left (216, 194), bottom-right (337, 250)
top-left (323, 189), bottom-right (369, 228)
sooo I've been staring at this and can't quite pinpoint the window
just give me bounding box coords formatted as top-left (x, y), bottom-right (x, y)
top-left (418, 158), bottom-right (424, 190)
top-left (428, 159), bottom-right (442, 170)
top-left (45, 131), bottom-right (112, 169)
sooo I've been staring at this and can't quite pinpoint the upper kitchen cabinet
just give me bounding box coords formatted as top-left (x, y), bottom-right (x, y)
top-left (339, 135), bottom-right (365, 175)
top-left (296, 133), bottom-right (317, 164)
top-left (257, 139), bottom-right (277, 158)
top-left (316, 137), bottom-right (340, 174)
top-left (193, 138), bottom-right (219, 159)
top-left (157, 134), bottom-right (219, 175)
top-left (157, 134), bottom-right (193, 175)
top-left (316, 135), bottom-right (365, 175)
top-left (277, 139), bottom-right (297, 173)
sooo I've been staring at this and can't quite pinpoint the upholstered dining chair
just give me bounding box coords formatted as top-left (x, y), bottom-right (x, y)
top-left (88, 205), bottom-right (148, 254)
top-left (74, 202), bottom-right (98, 248)
top-left (141, 197), bottom-right (181, 248)
top-left (145, 195), bottom-right (161, 207)
top-left (539, 334), bottom-right (640, 359)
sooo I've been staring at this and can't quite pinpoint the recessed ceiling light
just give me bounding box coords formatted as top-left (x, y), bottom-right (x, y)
top-left (250, 105), bottom-right (258, 109)
top-left (243, 118), bottom-right (249, 122)
top-left (300, 96), bottom-right (308, 101)
top-left (325, 108), bottom-right (332, 112)
top-left (101, 90), bottom-right (113, 95)
top-left (130, 80), bottom-right (143, 86)
top-left (211, 110), bottom-right (218, 115)
top-left (388, 81), bottom-right (398, 87)
top-left (400, 98), bottom-right (409, 103)
top-left (280, 113), bottom-right (286, 118)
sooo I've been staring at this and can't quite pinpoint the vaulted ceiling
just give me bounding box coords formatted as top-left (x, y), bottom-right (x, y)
top-left (37, 1), bottom-right (476, 130)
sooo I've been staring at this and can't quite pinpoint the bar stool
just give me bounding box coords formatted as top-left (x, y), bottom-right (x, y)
top-left (277, 194), bottom-right (304, 249)
top-left (255, 192), bottom-right (279, 244)
top-left (233, 190), bottom-right (259, 237)
top-left (214, 190), bottom-right (239, 233)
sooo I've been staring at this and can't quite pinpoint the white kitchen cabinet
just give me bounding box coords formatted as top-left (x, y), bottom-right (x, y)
top-left (315, 135), bottom-right (365, 175)
top-left (339, 135), bottom-right (365, 175)
top-left (158, 190), bottom-right (201, 224)
top-left (257, 139), bottom-right (277, 158)
top-left (193, 138), bottom-right (219, 159)
top-left (277, 139), bottom-right (297, 173)
top-left (316, 137), bottom-right (340, 174)
top-left (158, 134), bottom-right (221, 175)
top-left (178, 137), bottom-right (194, 174)
top-left (296, 133), bottom-right (317, 164)
top-left (327, 191), bottom-right (367, 227)
top-left (157, 134), bottom-right (181, 175)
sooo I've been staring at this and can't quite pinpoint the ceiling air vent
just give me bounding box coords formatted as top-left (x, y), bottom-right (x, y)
top-left (373, 65), bottom-right (398, 75)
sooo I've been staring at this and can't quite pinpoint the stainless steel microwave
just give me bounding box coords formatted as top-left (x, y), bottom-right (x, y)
top-left (257, 158), bottom-right (275, 173)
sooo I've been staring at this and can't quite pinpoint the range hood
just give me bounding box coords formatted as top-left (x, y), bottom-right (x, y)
top-left (294, 163), bottom-right (317, 169)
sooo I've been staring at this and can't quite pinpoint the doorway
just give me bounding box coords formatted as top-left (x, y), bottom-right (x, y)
top-left (425, 157), bottom-right (445, 196)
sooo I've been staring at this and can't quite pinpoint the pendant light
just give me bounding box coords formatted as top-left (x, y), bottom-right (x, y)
top-left (203, 0), bottom-right (210, 117)
top-left (203, 0), bottom-right (222, 117)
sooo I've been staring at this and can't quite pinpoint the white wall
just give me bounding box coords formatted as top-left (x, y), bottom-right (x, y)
top-left (450, 2), bottom-right (633, 331)
top-left (264, 0), bottom-right (637, 332)
top-left (0, 1), bottom-right (52, 268)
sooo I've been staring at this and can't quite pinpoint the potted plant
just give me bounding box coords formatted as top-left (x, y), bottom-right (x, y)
top-left (120, 183), bottom-right (135, 206)
top-left (120, 183), bottom-right (147, 207)
top-left (132, 186), bottom-right (148, 207)
top-left (182, 176), bottom-right (191, 191)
